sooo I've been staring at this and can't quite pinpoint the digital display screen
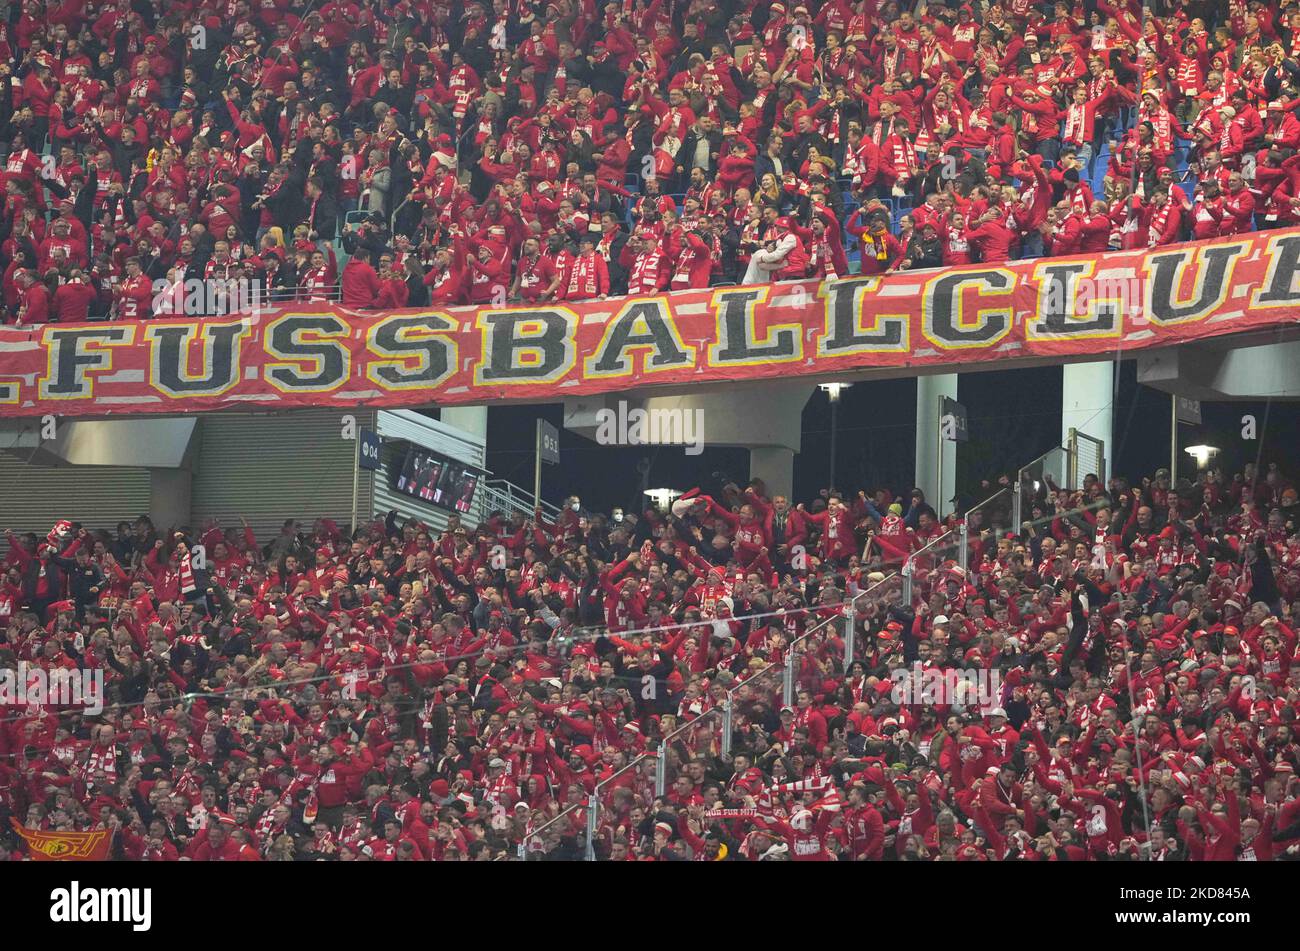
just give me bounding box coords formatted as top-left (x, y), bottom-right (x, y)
top-left (395, 448), bottom-right (479, 513)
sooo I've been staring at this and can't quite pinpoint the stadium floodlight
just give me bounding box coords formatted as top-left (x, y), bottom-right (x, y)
top-left (1184, 445), bottom-right (1219, 470)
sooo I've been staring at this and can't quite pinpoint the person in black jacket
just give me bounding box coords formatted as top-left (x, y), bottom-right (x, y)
top-left (401, 253), bottom-right (430, 306)
top-left (676, 115), bottom-right (724, 191)
top-left (1247, 533), bottom-right (1281, 612)
top-left (342, 214), bottom-right (391, 259)
top-left (1059, 571), bottom-right (1108, 677)
top-left (52, 536), bottom-right (104, 623)
top-left (900, 222), bottom-right (944, 270)
top-left (259, 161), bottom-right (308, 233)
top-left (104, 647), bottom-right (158, 705)
top-left (597, 211), bottom-right (629, 294)
top-left (600, 634), bottom-right (676, 717)
top-left (710, 215), bottom-right (742, 284)
top-left (388, 138), bottom-right (416, 227)
top-left (6, 530), bottom-right (66, 622)
top-left (306, 175), bottom-right (339, 243)
top-left (97, 118), bottom-right (146, 183)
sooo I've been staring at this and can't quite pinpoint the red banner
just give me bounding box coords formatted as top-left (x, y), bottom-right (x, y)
top-left (10, 818), bottom-right (113, 860)
top-left (1, 229), bottom-right (1298, 419)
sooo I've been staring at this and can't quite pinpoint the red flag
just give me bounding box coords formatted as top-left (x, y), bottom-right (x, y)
top-left (10, 819), bottom-right (113, 860)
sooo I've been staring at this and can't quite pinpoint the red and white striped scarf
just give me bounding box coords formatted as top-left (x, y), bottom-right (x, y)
top-left (887, 135), bottom-right (917, 179)
top-left (179, 551), bottom-right (197, 595)
top-left (81, 743), bottom-right (117, 784)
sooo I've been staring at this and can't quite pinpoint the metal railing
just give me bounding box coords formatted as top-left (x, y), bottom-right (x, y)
top-left (562, 573), bottom-right (901, 859)
top-left (583, 752), bottom-right (655, 860)
top-left (713, 572), bottom-right (899, 759)
top-left (1012, 445), bottom-right (1070, 532)
top-left (901, 530), bottom-right (958, 606)
top-left (481, 479), bottom-right (562, 522)
top-left (1067, 428), bottom-right (1106, 489)
top-left (720, 660), bottom-right (787, 760)
top-left (654, 706), bottom-right (725, 798)
top-left (956, 485), bottom-right (1012, 576)
top-left (516, 798), bottom-right (585, 860)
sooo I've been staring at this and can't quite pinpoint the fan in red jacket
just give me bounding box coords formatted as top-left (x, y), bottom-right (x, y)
top-left (558, 238), bottom-right (610, 301)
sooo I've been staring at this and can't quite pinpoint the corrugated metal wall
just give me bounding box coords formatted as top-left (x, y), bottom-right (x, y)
top-left (189, 409), bottom-right (375, 540)
top-left (0, 450), bottom-right (151, 534)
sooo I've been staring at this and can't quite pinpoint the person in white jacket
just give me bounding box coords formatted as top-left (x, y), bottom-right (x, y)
top-left (742, 230), bottom-right (797, 285)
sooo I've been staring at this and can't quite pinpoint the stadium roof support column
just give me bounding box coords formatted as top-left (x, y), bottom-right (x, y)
top-left (915, 374), bottom-right (957, 520)
top-left (150, 468), bottom-right (192, 533)
top-left (441, 406), bottom-right (489, 444)
top-left (1061, 361), bottom-right (1113, 483)
top-left (749, 446), bottom-right (794, 501)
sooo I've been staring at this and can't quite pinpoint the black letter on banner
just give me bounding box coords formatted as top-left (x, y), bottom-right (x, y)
top-left (1031, 263), bottom-right (1117, 336)
top-left (588, 300), bottom-right (689, 375)
top-left (265, 315), bottom-right (349, 391)
top-left (820, 277), bottom-right (906, 354)
top-left (1252, 234), bottom-right (1300, 305)
top-left (925, 270), bottom-right (1011, 345)
top-left (367, 314), bottom-right (454, 390)
top-left (712, 288), bottom-right (798, 362)
top-left (146, 323), bottom-right (247, 396)
top-left (1145, 244), bottom-right (1247, 323)
top-left (39, 326), bottom-right (133, 398)
top-left (477, 310), bottom-right (572, 383)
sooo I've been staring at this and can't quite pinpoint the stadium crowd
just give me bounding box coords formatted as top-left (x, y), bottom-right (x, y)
top-left (2, 459), bottom-right (1300, 862)
top-left (0, 0), bottom-right (1294, 323)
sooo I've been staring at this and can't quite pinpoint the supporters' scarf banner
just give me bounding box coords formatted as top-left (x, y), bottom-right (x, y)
top-left (10, 819), bottom-right (113, 860)
top-left (1, 230), bottom-right (1297, 418)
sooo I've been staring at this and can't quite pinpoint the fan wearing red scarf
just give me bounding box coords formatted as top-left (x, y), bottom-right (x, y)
top-left (558, 236), bottom-right (609, 301)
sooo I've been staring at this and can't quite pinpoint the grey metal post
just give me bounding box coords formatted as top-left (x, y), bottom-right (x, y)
top-left (1170, 396), bottom-right (1178, 485)
top-left (829, 392), bottom-right (839, 492)
top-left (585, 793), bottom-right (598, 861)
top-left (782, 649), bottom-right (796, 707)
top-left (654, 744), bottom-right (667, 797)
top-left (958, 521), bottom-right (969, 576)
top-left (720, 698), bottom-right (734, 759)
top-left (533, 419), bottom-right (542, 510)
top-left (349, 435), bottom-right (360, 534)
top-left (1012, 473), bottom-right (1022, 534)
top-left (843, 601), bottom-right (856, 669)
top-left (1068, 427), bottom-right (1078, 490)
top-left (901, 558), bottom-right (913, 607)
